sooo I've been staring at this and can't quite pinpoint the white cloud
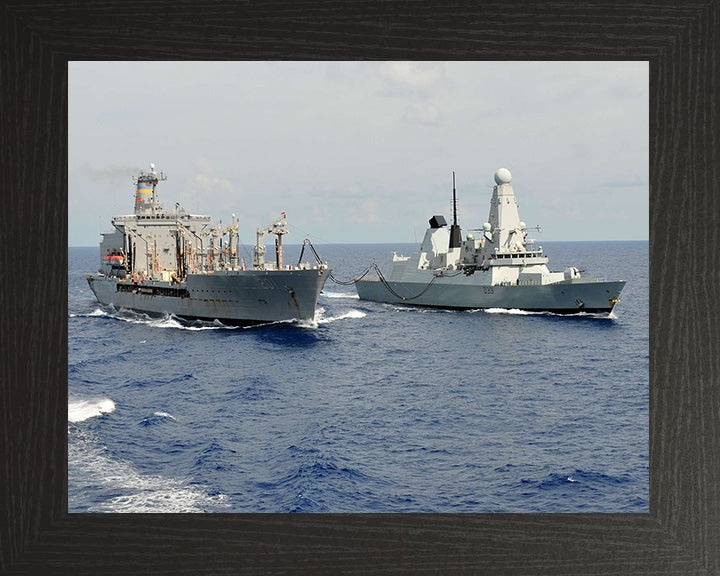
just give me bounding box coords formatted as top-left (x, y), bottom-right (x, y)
top-left (348, 199), bottom-right (380, 223)
top-left (377, 62), bottom-right (445, 96)
top-left (313, 205), bottom-right (329, 224)
top-left (402, 103), bottom-right (441, 126)
top-left (182, 158), bottom-right (243, 213)
top-left (375, 62), bottom-right (446, 127)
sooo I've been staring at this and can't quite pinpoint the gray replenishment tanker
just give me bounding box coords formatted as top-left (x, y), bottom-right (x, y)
top-left (87, 164), bottom-right (330, 325)
top-left (356, 168), bottom-right (625, 314)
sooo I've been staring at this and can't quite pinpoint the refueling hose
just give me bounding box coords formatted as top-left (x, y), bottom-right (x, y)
top-left (298, 238), bottom-right (460, 301)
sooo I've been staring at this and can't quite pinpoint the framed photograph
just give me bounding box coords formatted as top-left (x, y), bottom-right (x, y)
top-left (2, 2), bottom-right (718, 574)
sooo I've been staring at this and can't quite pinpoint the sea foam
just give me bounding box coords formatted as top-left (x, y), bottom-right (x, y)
top-left (68, 428), bottom-right (228, 513)
top-left (317, 309), bottom-right (367, 324)
top-left (68, 398), bottom-right (116, 423)
top-left (320, 291), bottom-right (360, 300)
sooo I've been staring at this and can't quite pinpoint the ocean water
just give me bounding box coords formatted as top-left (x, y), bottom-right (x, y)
top-left (68, 241), bottom-right (648, 513)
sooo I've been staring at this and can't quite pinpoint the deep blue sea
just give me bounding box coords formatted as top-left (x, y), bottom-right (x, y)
top-left (68, 241), bottom-right (648, 513)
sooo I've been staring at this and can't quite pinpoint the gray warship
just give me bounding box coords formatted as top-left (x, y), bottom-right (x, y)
top-left (87, 164), bottom-right (330, 325)
top-left (355, 168), bottom-right (625, 314)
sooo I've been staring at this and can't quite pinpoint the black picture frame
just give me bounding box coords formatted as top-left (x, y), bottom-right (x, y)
top-left (2, 1), bottom-right (718, 574)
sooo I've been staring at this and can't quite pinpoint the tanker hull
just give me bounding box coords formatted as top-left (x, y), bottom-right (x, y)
top-left (87, 268), bottom-right (330, 325)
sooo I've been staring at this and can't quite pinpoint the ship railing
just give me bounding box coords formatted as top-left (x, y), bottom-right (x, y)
top-left (564, 275), bottom-right (608, 282)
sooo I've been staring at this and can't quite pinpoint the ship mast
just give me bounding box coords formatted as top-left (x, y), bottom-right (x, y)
top-left (448, 171), bottom-right (462, 249)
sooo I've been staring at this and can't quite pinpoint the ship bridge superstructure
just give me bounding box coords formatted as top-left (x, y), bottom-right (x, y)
top-left (97, 164), bottom-right (298, 282)
top-left (456, 168), bottom-right (565, 285)
top-left (387, 169), bottom-right (583, 288)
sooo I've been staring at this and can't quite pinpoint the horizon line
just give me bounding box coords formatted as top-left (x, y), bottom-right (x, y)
top-left (69, 239), bottom-right (650, 249)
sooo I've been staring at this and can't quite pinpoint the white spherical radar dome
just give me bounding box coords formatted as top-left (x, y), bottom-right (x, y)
top-left (494, 168), bottom-right (512, 185)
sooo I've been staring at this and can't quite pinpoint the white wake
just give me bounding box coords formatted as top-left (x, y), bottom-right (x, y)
top-left (68, 429), bottom-right (228, 513)
top-left (68, 398), bottom-right (116, 423)
top-left (320, 291), bottom-right (360, 300)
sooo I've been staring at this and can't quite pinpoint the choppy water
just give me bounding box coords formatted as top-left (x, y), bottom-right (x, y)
top-left (68, 242), bottom-right (648, 512)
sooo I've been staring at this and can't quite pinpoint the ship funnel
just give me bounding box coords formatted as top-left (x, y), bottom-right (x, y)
top-left (134, 165), bottom-right (166, 216)
top-left (135, 174), bottom-right (156, 215)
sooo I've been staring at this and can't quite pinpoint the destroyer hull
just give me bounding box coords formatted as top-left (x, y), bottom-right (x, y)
top-left (87, 268), bottom-right (331, 324)
top-left (356, 277), bottom-right (625, 313)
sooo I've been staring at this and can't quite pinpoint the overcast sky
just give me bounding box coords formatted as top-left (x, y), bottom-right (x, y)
top-left (69, 61), bottom-right (648, 247)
